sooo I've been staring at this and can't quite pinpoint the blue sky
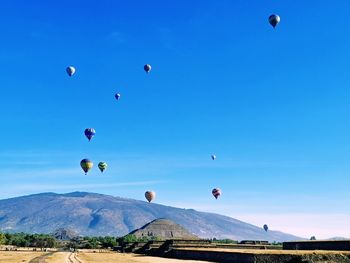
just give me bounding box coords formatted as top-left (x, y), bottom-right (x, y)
top-left (1, 0), bottom-right (350, 239)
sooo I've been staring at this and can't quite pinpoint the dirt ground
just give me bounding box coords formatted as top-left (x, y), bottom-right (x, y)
top-left (76, 252), bottom-right (212, 263)
top-left (0, 251), bottom-right (213, 263)
top-left (2, 250), bottom-right (349, 263)
top-left (0, 251), bottom-right (46, 263)
top-left (45, 252), bottom-right (72, 263)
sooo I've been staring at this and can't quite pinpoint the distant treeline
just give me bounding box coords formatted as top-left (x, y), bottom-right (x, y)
top-left (69, 236), bottom-right (118, 249)
top-left (0, 232), bottom-right (246, 249)
top-left (0, 232), bottom-right (56, 248)
top-left (0, 232), bottom-right (118, 249)
top-left (0, 232), bottom-right (153, 249)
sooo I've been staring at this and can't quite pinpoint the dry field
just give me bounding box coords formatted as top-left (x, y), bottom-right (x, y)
top-left (76, 252), bottom-right (212, 263)
top-left (2, 249), bottom-right (350, 262)
top-left (0, 251), bottom-right (213, 263)
top-left (0, 251), bottom-right (46, 263)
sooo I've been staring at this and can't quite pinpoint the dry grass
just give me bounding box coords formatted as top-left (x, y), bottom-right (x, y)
top-left (77, 251), bottom-right (212, 263)
top-left (176, 247), bottom-right (350, 255)
top-left (0, 251), bottom-right (46, 263)
top-left (2, 249), bottom-right (349, 263)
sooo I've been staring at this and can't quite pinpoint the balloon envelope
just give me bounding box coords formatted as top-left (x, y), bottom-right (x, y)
top-left (80, 159), bottom-right (93, 174)
top-left (145, 191), bottom-right (156, 202)
top-left (144, 64), bottom-right (151, 73)
top-left (66, 66), bottom-right (76, 77)
top-left (115, 93), bottom-right (121, 100)
top-left (98, 162), bottom-right (107, 173)
top-left (211, 155), bottom-right (216, 160)
top-left (263, 224), bottom-right (269, 232)
top-left (84, 128), bottom-right (96, 141)
top-left (212, 188), bottom-right (221, 199)
top-left (269, 14), bottom-right (280, 28)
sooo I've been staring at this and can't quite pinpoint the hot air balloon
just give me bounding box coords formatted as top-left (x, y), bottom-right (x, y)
top-left (263, 224), bottom-right (269, 232)
top-left (145, 191), bottom-right (156, 202)
top-left (115, 93), bottom-right (121, 100)
top-left (144, 64), bottom-right (151, 73)
top-left (84, 128), bottom-right (96, 141)
top-left (66, 66), bottom-right (76, 77)
top-left (269, 14), bottom-right (280, 29)
top-left (212, 188), bottom-right (221, 199)
top-left (80, 159), bottom-right (93, 175)
top-left (211, 155), bottom-right (216, 160)
top-left (98, 162), bottom-right (107, 173)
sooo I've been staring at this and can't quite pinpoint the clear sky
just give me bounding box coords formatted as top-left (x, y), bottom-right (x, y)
top-left (1, 0), bottom-right (350, 239)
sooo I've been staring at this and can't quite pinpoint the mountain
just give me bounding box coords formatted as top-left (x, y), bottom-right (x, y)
top-left (0, 192), bottom-right (300, 242)
top-left (52, 228), bottom-right (79, 241)
top-left (129, 218), bottom-right (198, 239)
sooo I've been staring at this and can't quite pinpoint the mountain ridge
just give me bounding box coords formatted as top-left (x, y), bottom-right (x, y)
top-left (0, 192), bottom-right (301, 242)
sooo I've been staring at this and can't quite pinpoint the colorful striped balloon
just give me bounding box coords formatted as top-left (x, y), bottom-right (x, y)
top-left (98, 162), bottom-right (108, 173)
top-left (80, 159), bottom-right (93, 175)
top-left (212, 188), bottom-right (221, 199)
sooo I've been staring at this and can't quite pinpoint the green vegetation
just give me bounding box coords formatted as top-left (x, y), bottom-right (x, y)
top-left (0, 232), bottom-right (118, 249)
top-left (0, 231), bottom-right (162, 249)
top-left (64, 236), bottom-right (119, 249)
top-left (0, 232), bottom-right (56, 248)
top-left (0, 233), bottom-right (7, 245)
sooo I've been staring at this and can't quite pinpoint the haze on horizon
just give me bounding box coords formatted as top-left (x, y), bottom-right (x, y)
top-left (0, 0), bottom-right (350, 239)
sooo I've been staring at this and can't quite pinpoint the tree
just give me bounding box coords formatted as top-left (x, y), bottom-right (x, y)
top-left (100, 236), bottom-right (117, 248)
top-left (0, 233), bottom-right (7, 245)
top-left (310, 236), bottom-right (316, 240)
top-left (45, 236), bottom-right (57, 248)
top-left (9, 234), bottom-right (28, 247)
top-left (121, 234), bottom-right (138, 243)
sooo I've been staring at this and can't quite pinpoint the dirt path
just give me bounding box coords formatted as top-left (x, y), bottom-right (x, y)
top-left (28, 252), bottom-right (53, 263)
top-left (68, 252), bottom-right (83, 263)
top-left (45, 252), bottom-right (70, 263)
top-left (43, 252), bottom-right (83, 263)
